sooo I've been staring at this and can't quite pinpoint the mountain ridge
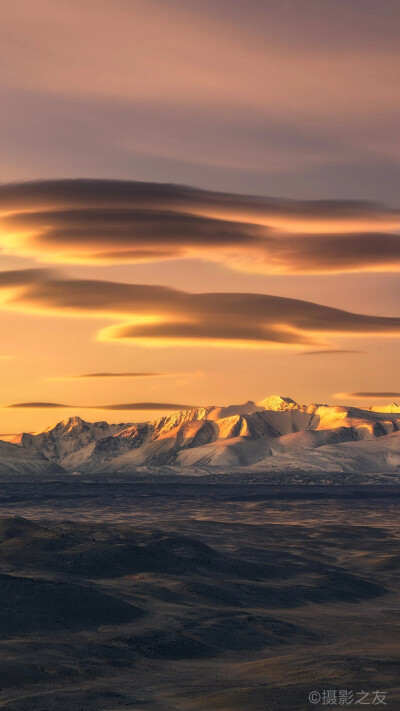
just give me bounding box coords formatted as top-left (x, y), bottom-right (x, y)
top-left (7, 395), bottom-right (400, 476)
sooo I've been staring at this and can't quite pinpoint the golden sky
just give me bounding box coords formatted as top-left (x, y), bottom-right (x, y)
top-left (0, 1), bottom-right (399, 433)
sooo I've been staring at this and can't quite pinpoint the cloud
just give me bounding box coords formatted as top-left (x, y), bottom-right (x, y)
top-left (1, 180), bottom-right (400, 274)
top-left (4, 401), bottom-right (196, 411)
top-left (1, 2), bottom-right (400, 202)
top-left (62, 372), bottom-right (163, 379)
top-left (335, 392), bottom-right (400, 399)
top-left (5, 402), bottom-right (66, 409)
top-left (298, 350), bottom-right (364, 356)
top-left (50, 371), bottom-right (200, 380)
top-left (0, 269), bottom-right (400, 349)
top-left (101, 402), bottom-right (196, 411)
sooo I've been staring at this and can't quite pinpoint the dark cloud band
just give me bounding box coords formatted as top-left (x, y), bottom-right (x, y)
top-left (4, 401), bottom-right (196, 411)
top-left (50, 371), bottom-right (200, 380)
top-left (1, 179), bottom-right (400, 274)
top-left (1, 269), bottom-right (400, 348)
top-left (2, 179), bottom-right (397, 220)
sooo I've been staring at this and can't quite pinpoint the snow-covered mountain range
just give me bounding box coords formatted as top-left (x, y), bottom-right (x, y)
top-left (0, 439), bottom-right (64, 476)
top-left (3, 395), bottom-right (400, 477)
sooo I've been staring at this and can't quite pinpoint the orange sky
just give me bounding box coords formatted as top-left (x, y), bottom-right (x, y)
top-left (0, 1), bottom-right (399, 434)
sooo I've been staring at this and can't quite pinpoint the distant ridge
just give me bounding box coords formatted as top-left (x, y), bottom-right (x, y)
top-left (7, 394), bottom-right (400, 477)
top-left (369, 402), bottom-right (400, 414)
top-left (257, 395), bottom-right (299, 411)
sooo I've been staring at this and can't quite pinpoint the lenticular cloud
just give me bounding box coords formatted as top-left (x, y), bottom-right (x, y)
top-left (1, 179), bottom-right (400, 274)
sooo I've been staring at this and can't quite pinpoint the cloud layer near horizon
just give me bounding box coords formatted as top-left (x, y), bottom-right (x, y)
top-left (335, 392), bottom-right (400, 400)
top-left (50, 371), bottom-right (199, 380)
top-left (3, 401), bottom-right (196, 411)
top-left (1, 180), bottom-right (400, 274)
top-left (1, 268), bottom-right (400, 349)
top-left (298, 350), bottom-right (364, 356)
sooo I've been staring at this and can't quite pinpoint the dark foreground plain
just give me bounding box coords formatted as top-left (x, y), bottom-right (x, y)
top-left (0, 478), bottom-right (399, 710)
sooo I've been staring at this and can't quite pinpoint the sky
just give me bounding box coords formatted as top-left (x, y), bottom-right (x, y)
top-left (0, 0), bottom-right (399, 434)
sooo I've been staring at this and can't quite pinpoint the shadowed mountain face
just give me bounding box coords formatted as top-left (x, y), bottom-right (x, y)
top-left (0, 439), bottom-right (64, 476)
top-left (9, 396), bottom-right (400, 476)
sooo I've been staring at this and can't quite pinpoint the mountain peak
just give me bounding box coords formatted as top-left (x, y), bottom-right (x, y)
top-left (39, 416), bottom-right (86, 434)
top-left (257, 395), bottom-right (299, 411)
top-left (61, 416), bottom-right (85, 428)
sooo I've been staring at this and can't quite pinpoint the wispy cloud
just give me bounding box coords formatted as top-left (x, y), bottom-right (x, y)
top-left (334, 392), bottom-right (400, 399)
top-left (1, 1), bottom-right (400, 200)
top-left (1, 269), bottom-right (400, 349)
top-left (298, 349), bottom-right (364, 356)
top-left (1, 180), bottom-right (400, 274)
top-left (4, 402), bottom-right (65, 409)
top-left (49, 370), bottom-right (202, 380)
top-left (3, 401), bottom-right (196, 411)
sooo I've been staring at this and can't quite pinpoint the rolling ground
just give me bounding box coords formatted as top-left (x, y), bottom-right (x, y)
top-left (0, 478), bottom-right (398, 710)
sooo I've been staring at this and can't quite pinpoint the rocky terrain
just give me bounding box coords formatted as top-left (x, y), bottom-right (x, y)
top-left (0, 483), bottom-right (398, 711)
top-left (0, 439), bottom-right (64, 476)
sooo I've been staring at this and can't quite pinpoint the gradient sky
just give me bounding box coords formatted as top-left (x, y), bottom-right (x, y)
top-left (1, 0), bottom-right (399, 434)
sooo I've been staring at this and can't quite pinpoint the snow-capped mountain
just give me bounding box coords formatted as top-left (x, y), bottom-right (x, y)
top-left (256, 395), bottom-right (300, 411)
top-left (369, 402), bottom-right (400, 413)
top-left (12, 416), bottom-right (130, 470)
top-left (0, 439), bottom-right (64, 476)
top-left (10, 396), bottom-right (400, 476)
